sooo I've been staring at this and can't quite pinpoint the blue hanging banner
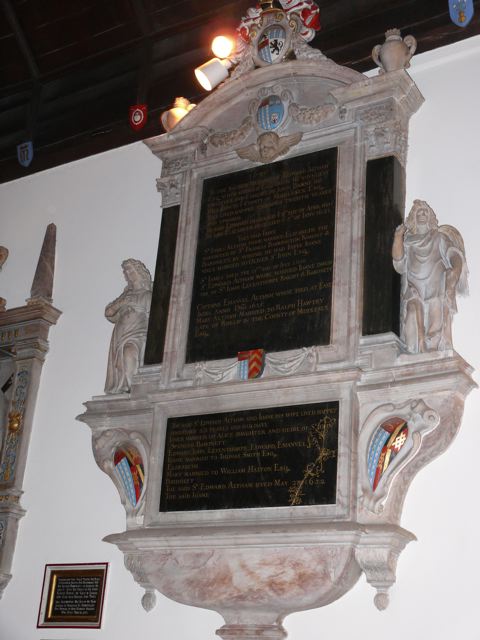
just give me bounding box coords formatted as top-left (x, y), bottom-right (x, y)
top-left (449, 0), bottom-right (474, 27)
top-left (17, 141), bottom-right (33, 167)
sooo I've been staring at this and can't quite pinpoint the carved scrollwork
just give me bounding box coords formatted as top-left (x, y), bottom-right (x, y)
top-left (359, 400), bottom-right (440, 515)
top-left (358, 102), bottom-right (394, 125)
top-left (92, 429), bottom-right (150, 524)
top-left (162, 154), bottom-right (194, 176)
top-left (355, 546), bottom-right (398, 610)
top-left (365, 120), bottom-right (408, 163)
top-left (289, 102), bottom-right (336, 125)
top-left (156, 174), bottom-right (183, 207)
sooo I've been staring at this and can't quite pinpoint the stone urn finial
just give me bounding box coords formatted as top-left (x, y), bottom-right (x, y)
top-left (372, 28), bottom-right (417, 73)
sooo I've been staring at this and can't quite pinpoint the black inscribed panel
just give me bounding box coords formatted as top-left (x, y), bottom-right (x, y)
top-left (185, 148), bottom-right (338, 363)
top-left (144, 205), bottom-right (180, 365)
top-left (160, 401), bottom-right (339, 512)
top-left (363, 156), bottom-right (404, 336)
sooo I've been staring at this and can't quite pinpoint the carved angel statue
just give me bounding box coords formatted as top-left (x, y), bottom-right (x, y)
top-left (392, 200), bottom-right (468, 353)
top-left (105, 259), bottom-right (152, 394)
top-left (236, 131), bottom-right (303, 163)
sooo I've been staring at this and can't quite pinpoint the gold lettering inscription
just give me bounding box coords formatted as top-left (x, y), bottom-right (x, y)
top-left (188, 150), bottom-right (337, 356)
top-left (161, 403), bottom-right (338, 511)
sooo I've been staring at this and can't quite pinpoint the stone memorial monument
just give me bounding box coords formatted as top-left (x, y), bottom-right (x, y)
top-left (79, 4), bottom-right (475, 639)
top-left (0, 224), bottom-right (61, 599)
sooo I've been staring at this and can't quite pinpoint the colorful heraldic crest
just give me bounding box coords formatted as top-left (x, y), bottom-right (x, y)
top-left (114, 446), bottom-right (144, 506)
top-left (238, 349), bottom-right (265, 380)
top-left (257, 95), bottom-right (285, 130)
top-left (257, 25), bottom-right (288, 64)
top-left (449, 0), bottom-right (474, 26)
top-left (368, 417), bottom-right (409, 491)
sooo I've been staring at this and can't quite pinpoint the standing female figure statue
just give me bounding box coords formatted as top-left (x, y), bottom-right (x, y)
top-left (105, 259), bottom-right (152, 394)
top-left (392, 200), bottom-right (468, 353)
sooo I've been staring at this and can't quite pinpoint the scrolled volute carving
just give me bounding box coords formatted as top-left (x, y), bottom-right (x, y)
top-left (355, 546), bottom-right (399, 611)
top-left (359, 399), bottom-right (440, 515)
top-left (92, 429), bottom-right (150, 523)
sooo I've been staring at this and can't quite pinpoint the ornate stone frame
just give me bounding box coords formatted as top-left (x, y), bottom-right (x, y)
top-left (79, 55), bottom-right (476, 640)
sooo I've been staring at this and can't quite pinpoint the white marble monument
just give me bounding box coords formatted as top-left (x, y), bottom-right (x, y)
top-left (79, 8), bottom-right (475, 640)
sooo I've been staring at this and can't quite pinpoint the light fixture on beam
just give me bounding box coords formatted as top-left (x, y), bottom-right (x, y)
top-left (160, 97), bottom-right (196, 132)
top-left (211, 35), bottom-right (235, 59)
top-left (195, 57), bottom-right (233, 92)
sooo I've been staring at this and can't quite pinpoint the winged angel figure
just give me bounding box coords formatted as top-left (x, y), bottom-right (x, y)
top-left (392, 200), bottom-right (468, 353)
top-left (236, 131), bottom-right (303, 163)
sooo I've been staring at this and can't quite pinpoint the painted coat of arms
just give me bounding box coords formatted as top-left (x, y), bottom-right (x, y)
top-left (449, 0), bottom-right (474, 26)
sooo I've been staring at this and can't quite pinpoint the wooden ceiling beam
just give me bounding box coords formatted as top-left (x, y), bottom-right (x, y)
top-left (1, 0), bottom-right (40, 81)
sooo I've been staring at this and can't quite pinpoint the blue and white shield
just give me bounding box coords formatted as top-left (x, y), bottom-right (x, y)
top-left (449, 0), bottom-right (474, 26)
top-left (17, 141), bottom-right (33, 167)
top-left (257, 26), bottom-right (287, 64)
top-left (257, 95), bottom-right (285, 131)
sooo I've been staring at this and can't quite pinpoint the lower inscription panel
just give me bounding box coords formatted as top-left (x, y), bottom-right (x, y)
top-left (160, 402), bottom-right (339, 512)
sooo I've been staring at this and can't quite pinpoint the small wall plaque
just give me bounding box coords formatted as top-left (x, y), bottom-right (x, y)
top-left (37, 563), bottom-right (108, 629)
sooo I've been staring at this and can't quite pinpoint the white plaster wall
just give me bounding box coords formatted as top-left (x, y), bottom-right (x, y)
top-left (0, 35), bottom-right (479, 640)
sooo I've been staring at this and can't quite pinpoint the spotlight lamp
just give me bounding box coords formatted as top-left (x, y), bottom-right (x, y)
top-left (195, 57), bottom-right (233, 92)
top-left (211, 35), bottom-right (235, 59)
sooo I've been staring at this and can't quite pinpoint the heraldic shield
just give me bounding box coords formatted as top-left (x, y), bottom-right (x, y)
top-left (251, 8), bottom-right (300, 67)
top-left (257, 95), bottom-right (285, 131)
top-left (258, 25), bottom-right (288, 64)
top-left (449, 0), bottom-right (474, 26)
top-left (17, 141), bottom-right (33, 167)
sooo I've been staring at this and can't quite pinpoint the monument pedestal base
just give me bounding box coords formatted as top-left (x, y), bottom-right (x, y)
top-left (216, 624), bottom-right (287, 640)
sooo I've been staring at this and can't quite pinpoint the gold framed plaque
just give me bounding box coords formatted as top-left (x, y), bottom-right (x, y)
top-left (37, 563), bottom-right (108, 629)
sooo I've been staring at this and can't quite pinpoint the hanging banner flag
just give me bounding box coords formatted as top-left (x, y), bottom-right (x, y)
top-left (17, 141), bottom-right (33, 167)
top-left (449, 0), bottom-right (474, 27)
top-left (238, 349), bottom-right (265, 380)
top-left (129, 104), bottom-right (148, 131)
